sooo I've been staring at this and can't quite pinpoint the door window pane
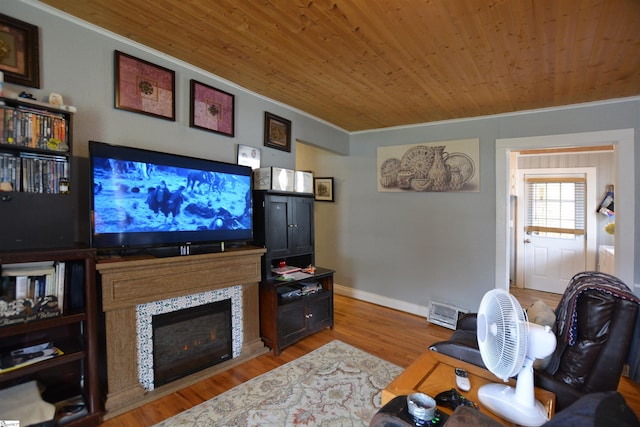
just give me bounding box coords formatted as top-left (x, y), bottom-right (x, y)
top-left (526, 177), bottom-right (585, 239)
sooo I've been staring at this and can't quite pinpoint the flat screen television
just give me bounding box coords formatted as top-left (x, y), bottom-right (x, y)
top-left (89, 141), bottom-right (253, 257)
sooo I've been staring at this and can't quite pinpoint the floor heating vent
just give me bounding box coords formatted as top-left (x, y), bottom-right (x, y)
top-left (427, 301), bottom-right (468, 330)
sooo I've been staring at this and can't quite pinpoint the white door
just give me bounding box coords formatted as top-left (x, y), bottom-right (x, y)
top-left (516, 168), bottom-right (597, 294)
top-left (524, 231), bottom-right (585, 293)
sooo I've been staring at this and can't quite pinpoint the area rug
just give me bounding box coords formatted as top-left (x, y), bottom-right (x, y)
top-left (154, 340), bottom-right (403, 426)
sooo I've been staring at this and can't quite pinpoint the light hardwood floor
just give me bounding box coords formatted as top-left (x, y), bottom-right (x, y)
top-left (100, 292), bottom-right (639, 426)
top-left (510, 286), bottom-right (562, 309)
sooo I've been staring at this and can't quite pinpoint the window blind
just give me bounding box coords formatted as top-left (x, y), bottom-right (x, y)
top-left (526, 177), bottom-right (585, 236)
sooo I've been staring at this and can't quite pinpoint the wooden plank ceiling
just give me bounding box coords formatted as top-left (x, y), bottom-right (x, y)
top-left (40, 0), bottom-right (640, 131)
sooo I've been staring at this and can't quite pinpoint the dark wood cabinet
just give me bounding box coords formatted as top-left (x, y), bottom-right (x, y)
top-left (0, 248), bottom-right (100, 426)
top-left (0, 97), bottom-right (76, 251)
top-left (253, 190), bottom-right (334, 355)
top-left (260, 268), bottom-right (334, 355)
top-left (253, 191), bottom-right (315, 279)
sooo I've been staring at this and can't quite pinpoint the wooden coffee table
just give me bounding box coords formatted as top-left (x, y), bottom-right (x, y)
top-left (383, 350), bottom-right (555, 426)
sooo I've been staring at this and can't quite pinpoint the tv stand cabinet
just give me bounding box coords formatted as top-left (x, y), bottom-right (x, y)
top-left (260, 267), bottom-right (334, 355)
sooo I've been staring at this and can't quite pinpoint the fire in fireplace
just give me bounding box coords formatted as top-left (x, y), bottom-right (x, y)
top-left (152, 299), bottom-right (232, 387)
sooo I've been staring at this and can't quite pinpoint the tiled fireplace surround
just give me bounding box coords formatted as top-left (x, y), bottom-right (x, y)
top-left (97, 247), bottom-right (268, 419)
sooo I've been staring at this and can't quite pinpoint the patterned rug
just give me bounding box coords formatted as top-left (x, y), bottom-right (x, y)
top-left (153, 340), bottom-right (403, 426)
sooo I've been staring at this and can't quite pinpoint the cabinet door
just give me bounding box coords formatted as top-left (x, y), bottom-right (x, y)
top-left (0, 193), bottom-right (74, 251)
top-left (278, 301), bottom-right (307, 347)
top-left (291, 196), bottom-right (314, 254)
top-left (306, 292), bottom-right (333, 332)
top-left (265, 195), bottom-right (293, 258)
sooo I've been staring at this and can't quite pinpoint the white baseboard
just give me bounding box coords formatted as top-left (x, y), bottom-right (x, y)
top-left (334, 283), bottom-right (429, 318)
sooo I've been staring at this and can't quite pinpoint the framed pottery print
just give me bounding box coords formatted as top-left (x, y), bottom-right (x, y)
top-left (377, 138), bottom-right (480, 193)
top-left (0, 13), bottom-right (40, 88)
top-left (264, 112), bottom-right (291, 152)
top-left (190, 80), bottom-right (235, 137)
top-left (237, 144), bottom-right (261, 169)
top-left (314, 177), bottom-right (334, 202)
top-left (114, 50), bottom-right (175, 121)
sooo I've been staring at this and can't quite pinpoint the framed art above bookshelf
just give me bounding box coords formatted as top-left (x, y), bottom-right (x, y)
top-left (0, 13), bottom-right (40, 88)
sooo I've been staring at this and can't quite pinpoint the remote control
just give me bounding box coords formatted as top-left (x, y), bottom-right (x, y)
top-left (455, 368), bottom-right (471, 391)
top-left (435, 388), bottom-right (477, 411)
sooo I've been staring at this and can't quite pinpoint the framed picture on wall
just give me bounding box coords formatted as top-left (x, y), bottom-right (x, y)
top-left (314, 177), bottom-right (334, 202)
top-left (190, 79), bottom-right (235, 137)
top-left (264, 112), bottom-right (291, 152)
top-left (0, 13), bottom-right (40, 88)
top-left (237, 144), bottom-right (261, 169)
top-left (114, 50), bottom-right (175, 121)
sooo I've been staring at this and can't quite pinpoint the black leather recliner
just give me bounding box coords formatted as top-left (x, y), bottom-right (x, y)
top-left (429, 271), bottom-right (639, 411)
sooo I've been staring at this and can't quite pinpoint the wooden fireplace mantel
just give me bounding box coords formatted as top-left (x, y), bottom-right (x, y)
top-left (96, 246), bottom-right (267, 419)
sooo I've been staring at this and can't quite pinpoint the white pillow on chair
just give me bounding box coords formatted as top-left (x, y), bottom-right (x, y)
top-left (526, 299), bottom-right (557, 369)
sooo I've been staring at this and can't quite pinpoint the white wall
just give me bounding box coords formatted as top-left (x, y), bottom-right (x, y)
top-left (340, 103), bottom-right (639, 313)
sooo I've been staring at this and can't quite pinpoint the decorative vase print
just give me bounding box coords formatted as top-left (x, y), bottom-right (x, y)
top-left (427, 146), bottom-right (451, 191)
top-left (449, 170), bottom-right (464, 190)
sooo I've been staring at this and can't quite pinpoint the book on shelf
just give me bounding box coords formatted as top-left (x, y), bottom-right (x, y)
top-left (56, 261), bottom-right (66, 313)
top-left (0, 150), bottom-right (69, 194)
top-left (275, 271), bottom-right (315, 282)
top-left (0, 261), bottom-right (66, 327)
top-left (0, 341), bottom-right (64, 373)
top-left (20, 152), bottom-right (69, 194)
top-left (0, 151), bottom-right (19, 191)
top-left (272, 265), bottom-right (302, 275)
top-left (0, 103), bottom-right (69, 149)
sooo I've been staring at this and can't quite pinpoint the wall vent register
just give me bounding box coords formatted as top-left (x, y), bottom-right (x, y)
top-left (428, 301), bottom-right (468, 330)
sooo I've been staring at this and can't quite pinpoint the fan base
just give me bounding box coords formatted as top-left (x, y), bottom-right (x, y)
top-left (478, 383), bottom-right (549, 427)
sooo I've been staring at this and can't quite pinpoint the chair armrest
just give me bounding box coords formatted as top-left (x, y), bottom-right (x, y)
top-left (534, 369), bottom-right (584, 411)
top-left (457, 313), bottom-right (477, 331)
top-left (429, 340), bottom-right (487, 369)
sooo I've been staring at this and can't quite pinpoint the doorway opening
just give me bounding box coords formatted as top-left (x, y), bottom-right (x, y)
top-left (514, 167), bottom-right (597, 294)
top-left (495, 129), bottom-right (635, 291)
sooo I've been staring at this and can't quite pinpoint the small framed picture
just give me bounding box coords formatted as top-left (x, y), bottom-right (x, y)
top-left (114, 50), bottom-right (175, 121)
top-left (190, 79), bottom-right (235, 137)
top-left (0, 13), bottom-right (40, 88)
top-left (264, 112), bottom-right (291, 152)
top-left (314, 177), bottom-right (334, 202)
top-left (237, 144), bottom-right (261, 169)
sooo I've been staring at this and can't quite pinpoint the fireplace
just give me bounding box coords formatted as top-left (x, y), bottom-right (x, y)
top-left (136, 285), bottom-right (243, 391)
top-left (97, 248), bottom-right (267, 417)
top-left (152, 299), bottom-right (232, 387)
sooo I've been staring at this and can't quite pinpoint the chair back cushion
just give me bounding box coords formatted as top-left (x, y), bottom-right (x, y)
top-left (551, 289), bottom-right (638, 392)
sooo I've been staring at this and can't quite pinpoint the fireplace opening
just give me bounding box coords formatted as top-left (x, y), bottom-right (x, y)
top-left (152, 299), bottom-right (232, 387)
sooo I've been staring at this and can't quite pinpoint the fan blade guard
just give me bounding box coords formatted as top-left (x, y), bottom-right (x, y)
top-left (477, 289), bottom-right (527, 380)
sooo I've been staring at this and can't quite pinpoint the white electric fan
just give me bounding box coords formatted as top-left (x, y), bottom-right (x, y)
top-left (476, 289), bottom-right (557, 427)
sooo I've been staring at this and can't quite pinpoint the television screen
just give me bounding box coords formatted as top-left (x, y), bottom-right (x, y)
top-left (89, 141), bottom-right (253, 255)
